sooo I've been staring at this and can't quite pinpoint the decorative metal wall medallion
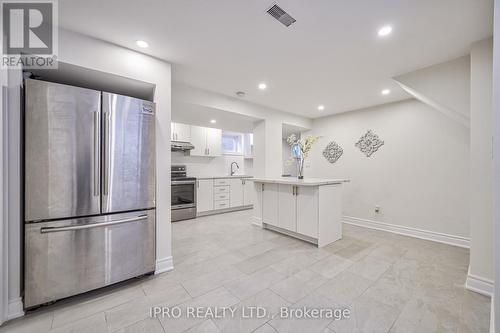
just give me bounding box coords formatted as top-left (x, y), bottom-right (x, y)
top-left (322, 141), bottom-right (343, 163)
top-left (355, 130), bottom-right (384, 157)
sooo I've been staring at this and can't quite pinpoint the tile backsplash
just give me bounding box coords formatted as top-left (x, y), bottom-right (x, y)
top-left (172, 151), bottom-right (253, 177)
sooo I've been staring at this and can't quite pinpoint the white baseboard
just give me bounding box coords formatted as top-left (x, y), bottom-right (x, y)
top-left (490, 295), bottom-right (494, 333)
top-left (250, 216), bottom-right (262, 227)
top-left (7, 297), bottom-right (24, 320)
top-left (465, 267), bottom-right (494, 297)
top-left (342, 215), bottom-right (470, 248)
top-left (155, 256), bottom-right (174, 275)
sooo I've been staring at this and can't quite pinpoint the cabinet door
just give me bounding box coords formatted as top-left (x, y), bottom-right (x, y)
top-left (229, 178), bottom-right (244, 207)
top-left (175, 123), bottom-right (191, 142)
top-left (278, 185), bottom-right (297, 232)
top-left (243, 179), bottom-right (253, 205)
top-left (196, 179), bottom-right (213, 212)
top-left (296, 186), bottom-right (319, 238)
top-left (206, 127), bottom-right (222, 156)
top-left (262, 183), bottom-right (279, 227)
top-left (190, 125), bottom-right (207, 156)
top-left (171, 122), bottom-right (176, 141)
top-left (243, 133), bottom-right (254, 158)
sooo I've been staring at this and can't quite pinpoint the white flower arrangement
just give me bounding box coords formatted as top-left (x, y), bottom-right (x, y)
top-left (287, 134), bottom-right (321, 178)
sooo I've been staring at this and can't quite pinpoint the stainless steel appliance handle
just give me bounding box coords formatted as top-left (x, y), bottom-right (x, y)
top-left (172, 180), bottom-right (196, 185)
top-left (103, 113), bottom-right (109, 195)
top-left (40, 215), bottom-right (148, 234)
top-left (172, 203), bottom-right (196, 209)
top-left (93, 111), bottom-right (99, 196)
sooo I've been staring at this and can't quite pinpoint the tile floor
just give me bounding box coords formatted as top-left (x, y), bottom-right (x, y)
top-left (0, 210), bottom-right (491, 333)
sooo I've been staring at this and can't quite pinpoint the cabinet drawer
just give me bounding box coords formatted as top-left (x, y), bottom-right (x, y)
top-left (214, 179), bottom-right (230, 186)
top-left (214, 193), bottom-right (229, 201)
top-left (213, 185), bottom-right (229, 194)
top-left (214, 200), bottom-right (230, 210)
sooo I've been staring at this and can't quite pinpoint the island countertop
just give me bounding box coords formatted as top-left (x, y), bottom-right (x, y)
top-left (250, 177), bottom-right (349, 186)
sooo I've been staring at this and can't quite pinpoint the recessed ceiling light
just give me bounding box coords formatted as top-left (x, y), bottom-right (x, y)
top-left (210, 119), bottom-right (217, 124)
top-left (377, 26), bottom-right (393, 37)
top-left (136, 40), bottom-right (149, 48)
top-left (317, 105), bottom-right (325, 111)
top-left (236, 91), bottom-right (246, 97)
top-left (381, 89), bottom-right (391, 95)
top-left (258, 83), bottom-right (267, 90)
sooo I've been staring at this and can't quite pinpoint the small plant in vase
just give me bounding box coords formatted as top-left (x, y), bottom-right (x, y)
top-left (287, 134), bottom-right (321, 179)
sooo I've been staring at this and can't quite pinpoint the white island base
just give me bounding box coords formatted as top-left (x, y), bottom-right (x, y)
top-left (251, 178), bottom-right (347, 247)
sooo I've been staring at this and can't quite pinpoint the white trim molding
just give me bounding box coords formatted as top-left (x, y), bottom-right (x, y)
top-left (250, 216), bottom-right (262, 227)
top-left (466, 267), bottom-right (494, 297)
top-left (342, 215), bottom-right (470, 248)
top-left (155, 256), bottom-right (174, 275)
top-left (7, 297), bottom-right (23, 320)
top-left (490, 295), bottom-right (494, 333)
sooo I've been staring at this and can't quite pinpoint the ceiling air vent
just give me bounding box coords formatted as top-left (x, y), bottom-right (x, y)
top-left (267, 4), bottom-right (296, 27)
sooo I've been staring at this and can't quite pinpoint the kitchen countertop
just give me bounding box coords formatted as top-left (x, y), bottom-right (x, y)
top-left (250, 177), bottom-right (349, 186)
top-left (195, 175), bottom-right (254, 180)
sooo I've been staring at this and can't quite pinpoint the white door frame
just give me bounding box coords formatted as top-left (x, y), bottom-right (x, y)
top-left (493, 1), bottom-right (500, 330)
top-left (0, 69), bottom-right (7, 326)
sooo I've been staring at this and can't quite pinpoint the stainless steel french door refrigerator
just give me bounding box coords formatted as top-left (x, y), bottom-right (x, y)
top-left (23, 79), bottom-right (156, 308)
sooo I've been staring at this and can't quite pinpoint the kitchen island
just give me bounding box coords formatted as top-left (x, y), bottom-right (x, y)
top-left (251, 177), bottom-right (348, 247)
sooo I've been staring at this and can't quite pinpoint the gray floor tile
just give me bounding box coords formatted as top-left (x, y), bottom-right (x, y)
top-left (2, 211), bottom-right (490, 333)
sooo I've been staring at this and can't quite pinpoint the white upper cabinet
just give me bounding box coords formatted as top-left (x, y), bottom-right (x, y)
top-left (171, 122), bottom-right (191, 142)
top-left (206, 128), bottom-right (222, 157)
top-left (190, 125), bottom-right (222, 157)
top-left (190, 125), bottom-right (207, 156)
top-left (243, 133), bottom-right (253, 158)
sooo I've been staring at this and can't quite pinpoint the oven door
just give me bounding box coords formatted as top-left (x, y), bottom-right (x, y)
top-left (171, 180), bottom-right (196, 209)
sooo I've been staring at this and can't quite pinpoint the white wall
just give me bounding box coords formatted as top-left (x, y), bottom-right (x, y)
top-left (5, 69), bottom-right (23, 320)
top-left (172, 152), bottom-right (252, 177)
top-left (394, 56), bottom-right (471, 120)
top-left (469, 38), bottom-right (494, 283)
top-left (493, 1), bottom-right (500, 329)
top-left (0, 65), bottom-right (6, 325)
top-left (4, 28), bottom-right (173, 316)
top-left (308, 99), bottom-right (470, 239)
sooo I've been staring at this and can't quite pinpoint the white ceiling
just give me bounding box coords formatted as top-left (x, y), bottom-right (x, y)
top-left (172, 102), bottom-right (261, 133)
top-left (59, 0), bottom-right (493, 118)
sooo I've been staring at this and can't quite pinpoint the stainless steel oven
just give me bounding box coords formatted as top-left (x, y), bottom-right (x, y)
top-left (171, 165), bottom-right (197, 221)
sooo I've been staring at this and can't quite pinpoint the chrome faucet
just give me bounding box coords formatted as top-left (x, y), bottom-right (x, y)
top-left (230, 162), bottom-right (240, 176)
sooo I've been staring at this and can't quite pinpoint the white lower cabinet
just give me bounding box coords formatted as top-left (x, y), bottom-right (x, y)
top-left (196, 180), bottom-right (213, 213)
top-left (262, 183), bottom-right (279, 226)
top-left (262, 184), bottom-right (319, 236)
top-left (229, 178), bottom-right (244, 207)
top-left (243, 179), bottom-right (253, 205)
top-left (197, 177), bottom-right (254, 216)
top-left (296, 186), bottom-right (319, 238)
top-left (255, 181), bottom-right (342, 247)
top-left (278, 185), bottom-right (296, 232)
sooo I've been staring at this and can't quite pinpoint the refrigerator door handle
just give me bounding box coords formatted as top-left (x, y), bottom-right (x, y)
top-left (40, 215), bottom-right (148, 234)
top-left (93, 111), bottom-right (100, 196)
top-left (103, 112), bottom-right (109, 196)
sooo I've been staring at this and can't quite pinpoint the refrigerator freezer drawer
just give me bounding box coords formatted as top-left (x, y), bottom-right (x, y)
top-left (24, 210), bottom-right (156, 308)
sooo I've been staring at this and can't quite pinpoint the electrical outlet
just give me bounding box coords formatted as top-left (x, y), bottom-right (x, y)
top-left (375, 206), bottom-right (380, 214)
